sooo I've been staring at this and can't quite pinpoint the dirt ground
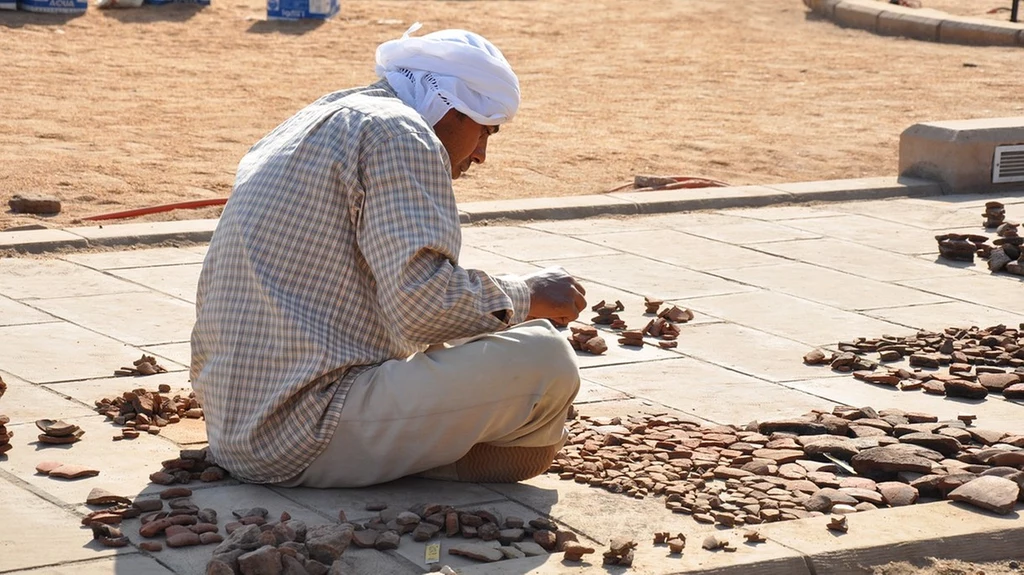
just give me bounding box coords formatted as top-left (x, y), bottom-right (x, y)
top-left (874, 558), bottom-right (1022, 575)
top-left (1, 0), bottom-right (1022, 229)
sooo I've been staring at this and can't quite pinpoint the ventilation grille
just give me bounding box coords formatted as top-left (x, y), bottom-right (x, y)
top-left (993, 144), bottom-right (1024, 184)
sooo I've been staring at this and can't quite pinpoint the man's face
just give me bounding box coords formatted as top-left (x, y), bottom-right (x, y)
top-left (434, 110), bottom-right (499, 180)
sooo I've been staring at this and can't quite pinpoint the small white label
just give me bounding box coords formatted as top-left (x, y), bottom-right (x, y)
top-left (425, 542), bottom-right (440, 564)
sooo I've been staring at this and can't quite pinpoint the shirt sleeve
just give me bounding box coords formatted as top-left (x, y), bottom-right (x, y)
top-left (356, 130), bottom-right (531, 346)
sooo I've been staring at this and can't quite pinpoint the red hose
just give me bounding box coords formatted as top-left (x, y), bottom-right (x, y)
top-left (81, 198), bottom-right (229, 222)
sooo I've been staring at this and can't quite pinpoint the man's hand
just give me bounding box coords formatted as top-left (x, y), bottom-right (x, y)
top-left (522, 266), bottom-right (587, 327)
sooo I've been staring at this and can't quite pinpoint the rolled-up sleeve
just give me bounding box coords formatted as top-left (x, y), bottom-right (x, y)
top-left (356, 131), bottom-right (530, 346)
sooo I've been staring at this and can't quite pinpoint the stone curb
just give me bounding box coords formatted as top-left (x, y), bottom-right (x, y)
top-left (805, 0), bottom-right (1024, 47)
top-left (2, 176), bottom-right (943, 254)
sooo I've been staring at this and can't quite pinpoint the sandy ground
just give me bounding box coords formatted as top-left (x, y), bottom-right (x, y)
top-left (1, 0), bottom-right (1023, 229)
top-left (875, 558), bottom-right (1022, 574)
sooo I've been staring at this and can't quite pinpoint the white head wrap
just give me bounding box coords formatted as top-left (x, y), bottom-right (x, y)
top-left (375, 23), bottom-right (520, 127)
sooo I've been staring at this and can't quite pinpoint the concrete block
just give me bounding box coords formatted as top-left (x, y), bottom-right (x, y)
top-left (608, 185), bottom-right (792, 214)
top-left (804, 0), bottom-right (843, 17)
top-left (67, 218), bottom-right (219, 247)
top-left (939, 17), bottom-right (1024, 46)
top-left (0, 228), bottom-right (88, 254)
top-left (876, 9), bottom-right (942, 41)
top-left (765, 176), bottom-right (941, 203)
top-left (459, 194), bottom-right (637, 223)
top-left (899, 117), bottom-right (1024, 194)
top-left (832, 0), bottom-right (883, 32)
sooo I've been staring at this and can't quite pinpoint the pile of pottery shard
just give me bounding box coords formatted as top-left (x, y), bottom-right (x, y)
top-left (803, 324), bottom-right (1024, 401)
top-left (936, 201), bottom-right (1023, 275)
top-left (549, 407), bottom-right (1024, 531)
top-left (94, 384), bottom-right (204, 441)
top-left (568, 298), bottom-right (694, 355)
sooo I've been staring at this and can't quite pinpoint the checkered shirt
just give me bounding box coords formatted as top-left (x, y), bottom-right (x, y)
top-left (190, 80), bottom-right (531, 484)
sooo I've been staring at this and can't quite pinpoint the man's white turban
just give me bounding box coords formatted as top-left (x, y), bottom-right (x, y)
top-left (375, 23), bottom-right (520, 127)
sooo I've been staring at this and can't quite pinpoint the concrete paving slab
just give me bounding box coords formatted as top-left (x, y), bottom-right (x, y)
top-left (0, 259), bottom-right (147, 300)
top-left (574, 378), bottom-right (631, 404)
top-left (3, 555), bottom-right (177, 575)
top-left (270, 477), bottom-right (508, 524)
top-left (685, 290), bottom-right (910, 347)
top-left (863, 301), bottom-right (1024, 330)
top-left (715, 205), bottom-right (844, 221)
top-left (0, 295), bottom-right (59, 327)
top-left (459, 245), bottom-right (542, 276)
top-left (181, 245), bottom-right (209, 256)
top-left (0, 370), bottom-right (96, 425)
top-left (153, 416), bottom-right (208, 446)
top-left (898, 275), bottom-right (1024, 316)
top-left (461, 226), bottom-right (619, 263)
top-left (579, 357), bottom-right (836, 424)
top-left (0, 322), bottom-right (145, 384)
top-left (523, 216), bottom-right (662, 237)
top-left (751, 238), bottom-right (971, 282)
top-left (541, 253), bottom-right (755, 301)
top-left (712, 262), bottom-right (949, 312)
top-left (581, 230), bottom-right (785, 272)
top-left (782, 376), bottom-right (1024, 434)
top-left (781, 214), bottom-right (978, 255)
top-left (629, 211), bottom-right (749, 230)
top-left (835, 197), bottom-right (989, 230)
top-left (678, 218), bottom-right (824, 244)
top-left (754, 501), bottom-right (1024, 575)
top-left (140, 342), bottom-right (192, 369)
top-left (669, 322), bottom-right (842, 383)
top-left (61, 247), bottom-right (207, 271)
top-left (765, 176), bottom-right (938, 203)
top-left (0, 479), bottom-right (131, 572)
top-left (1, 414), bottom-right (185, 505)
top-left (460, 193), bottom-right (637, 223)
top-left (107, 264), bottom-right (202, 304)
top-left (30, 291), bottom-right (195, 346)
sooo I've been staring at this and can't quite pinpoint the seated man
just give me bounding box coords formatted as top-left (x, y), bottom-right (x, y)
top-left (190, 25), bottom-right (587, 488)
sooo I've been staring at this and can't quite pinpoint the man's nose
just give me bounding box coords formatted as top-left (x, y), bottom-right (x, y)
top-left (471, 137), bottom-right (488, 165)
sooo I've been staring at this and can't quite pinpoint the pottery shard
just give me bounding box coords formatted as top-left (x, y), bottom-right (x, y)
top-left (412, 522), bottom-right (440, 542)
top-left (35, 461), bottom-right (64, 474)
top-left (374, 530), bottom-right (400, 550)
top-left (533, 530), bottom-right (557, 551)
top-left (9, 194), bottom-right (61, 215)
top-left (280, 555), bottom-right (306, 575)
top-left (513, 541), bottom-right (548, 557)
top-left (851, 446), bottom-right (934, 477)
top-left (978, 373), bottom-right (1021, 392)
top-left (449, 543), bottom-right (504, 562)
top-left (898, 433), bottom-right (961, 458)
top-left (1003, 383), bottom-right (1024, 400)
top-left (838, 487), bottom-right (885, 506)
top-left (948, 476), bottom-right (1021, 515)
top-left (803, 437), bottom-right (860, 459)
top-left (238, 545), bottom-right (282, 575)
top-left (752, 449), bottom-right (805, 464)
top-left (352, 528), bottom-right (378, 548)
top-left (48, 464), bottom-right (100, 479)
top-left (305, 524), bottom-right (353, 564)
top-left (213, 524), bottom-right (263, 555)
top-left (167, 532), bottom-right (202, 548)
top-left (758, 419), bottom-right (829, 436)
top-left (944, 379), bottom-right (988, 400)
top-left (877, 482), bottom-right (919, 507)
top-left (803, 349), bottom-right (829, 365)
top-left (804, 488), bottom-right (859, 512)
top-left (86, 488), bottom-right (132, 506)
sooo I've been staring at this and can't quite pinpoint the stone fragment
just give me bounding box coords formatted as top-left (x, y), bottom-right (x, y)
top-left (877, 482), bottom-right (919, 507)
top-left (139, 541), bottom-right (163, 552)
top-left (352, 528), bottom-right (378, 548)
top-left (305, 525), bottom-right (353, 564)
top-left (803, 349), bottom-right (830, 365)
top-left (374, 530), bottom-right (400, 550)
top-left (413, 522), bottom-right (440, 542)
top-left (851, 446), bottom-right (934, 478)
top-left (947, 476), bottom-right (1021, 515)
top-left (201, 533), bottom-right (225, 545)
top-left (167, 531), bottom-right (202, 548)
top-left (280, 555), bottom-right (306, 575)
top-left (449, 543), bottom-right (504, 562)
top-left (898, 433), bottom-right (961, 458)
top-left (827, 514), bottom-right (848, 532)
top-left (944, 379), bottom-right (988, 400)
top-left (238, 545), bottom-right (282, 575)
top-left (9, 194), bottom-right (61, 214)
top-left (213, 524), bottom-right (263, 556)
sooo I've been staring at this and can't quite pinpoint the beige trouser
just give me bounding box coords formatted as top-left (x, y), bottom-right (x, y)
top-left (277, 319), bottom-right (580, 488)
